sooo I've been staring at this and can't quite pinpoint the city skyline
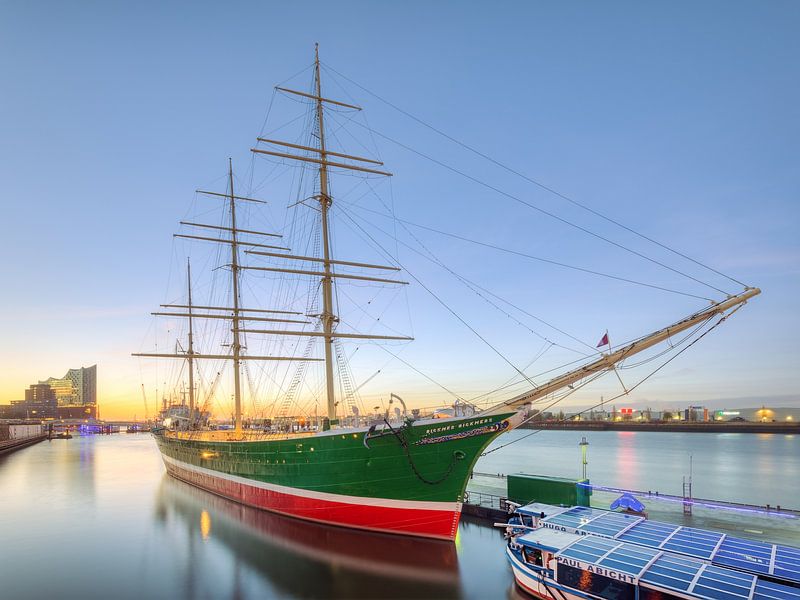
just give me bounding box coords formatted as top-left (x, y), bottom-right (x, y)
top-left (1, 2), bottom-right (798, 421)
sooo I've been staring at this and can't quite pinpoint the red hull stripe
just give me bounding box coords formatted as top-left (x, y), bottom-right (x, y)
top-left (162, 454), bottom-right (462, 540)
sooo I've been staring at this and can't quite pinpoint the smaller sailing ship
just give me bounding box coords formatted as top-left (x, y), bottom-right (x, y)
top-left (135, 46), bottom-right (760, 540)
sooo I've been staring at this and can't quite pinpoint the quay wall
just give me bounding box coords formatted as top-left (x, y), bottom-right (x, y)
top-left (518, 421), bottom-right (799, 433)
top-left (0, 422), bottom-right (47, 455)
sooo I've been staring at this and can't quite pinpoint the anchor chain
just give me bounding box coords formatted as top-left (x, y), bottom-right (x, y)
top-left (382, 419), bottom-right (463, 486)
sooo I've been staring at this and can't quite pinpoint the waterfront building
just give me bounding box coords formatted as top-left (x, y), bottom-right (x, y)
top-left (0, 365), bottom-right (99, 420)
top-left (41, 365), bottom-right (96, 407)
top-left (715, 406), bottom-right (796, 422)
top-left (25, 383), bottom-right (56, 403)
top-left (13, 383), bottom-right (59, 418)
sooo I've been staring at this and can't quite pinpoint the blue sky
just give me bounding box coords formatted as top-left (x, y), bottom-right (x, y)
top-left (1, 1), bottom-right (798, 419)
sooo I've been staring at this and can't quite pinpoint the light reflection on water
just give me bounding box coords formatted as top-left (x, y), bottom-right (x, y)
top-left (478, 429), bottom-right (800, 507)
top-left (0, 435), bottom-right (511, 600)
top-left (1, 430), bottom-right (798, 599)
top-left (154, 474), bottom-right (462, 598)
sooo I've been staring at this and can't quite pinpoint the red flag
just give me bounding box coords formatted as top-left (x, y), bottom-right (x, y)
top-left (597, 332), bottom-right (609, 348)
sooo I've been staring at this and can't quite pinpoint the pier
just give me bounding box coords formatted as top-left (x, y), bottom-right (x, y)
top-left (519, 420), bottom-right (800, 434)
top-left (0, 421), bottom-right (47, 455)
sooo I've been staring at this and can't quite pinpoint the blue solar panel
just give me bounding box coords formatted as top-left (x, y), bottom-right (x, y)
top-left (550, 534), bottom-right (800, 600)
top-left (715, 537), bottom-right (773, 575)
top-left (640, 553), bottom-right (703, 592)
top-left (587, 513), bottom-right (798, 585)
top-left (774, 545), bottom-right (800, 581)
top-left (662, 527), bottom-right (724, 559)
top-left (618, 520), bottom-right (680, 546)
top-left (597, 543), bottom-right (661, 576)
top-left (534, 502), bottom-right (800, 586)
top-left (546, 506), bottom-right (601, 529)
top-left (578, 511), bottom-right (642, 537)
top-left (560, 535), bottom-right (620, 564)
top-left (754, 579), bottom-right (800, 600)
top-left (692, 565), bottom-right (754, 599)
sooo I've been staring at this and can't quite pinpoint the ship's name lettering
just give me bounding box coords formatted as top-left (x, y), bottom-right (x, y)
top-left (540, 522), bottom-right (588, 536)
top-left (424, 418), bottom-right (492, 435)
top-left (557, 557), bottom-right (636, 584)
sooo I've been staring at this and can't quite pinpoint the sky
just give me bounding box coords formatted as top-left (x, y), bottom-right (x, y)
top-left (1, 1), bottom-right (798, 421)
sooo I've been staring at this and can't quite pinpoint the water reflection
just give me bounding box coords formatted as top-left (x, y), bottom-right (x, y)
top-left (155, 475), bottom-right (461, 599)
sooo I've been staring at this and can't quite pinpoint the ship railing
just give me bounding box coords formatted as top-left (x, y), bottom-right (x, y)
top-left (464, 490), bottom-right (514, 512)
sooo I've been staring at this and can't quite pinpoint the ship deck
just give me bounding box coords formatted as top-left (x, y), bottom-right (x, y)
top-left (165, 430), bottom-right (318, 442)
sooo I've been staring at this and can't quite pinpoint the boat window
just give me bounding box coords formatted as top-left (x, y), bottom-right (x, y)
top-left (523, 548), bottom-right (544, 567)
top-left (639, 589), bottom-right (683, 600)
top-left (556, 564), bottom-right (635, 600)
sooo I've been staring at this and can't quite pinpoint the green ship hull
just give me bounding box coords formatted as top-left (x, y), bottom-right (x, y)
top-left (155, 410), bottom-right (519, 539)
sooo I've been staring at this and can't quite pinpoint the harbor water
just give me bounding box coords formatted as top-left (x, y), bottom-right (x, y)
top-left (0, 430), bottom-right (798, 599)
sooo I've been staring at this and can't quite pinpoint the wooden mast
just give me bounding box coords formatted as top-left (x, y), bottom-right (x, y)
top-left (228, 158), bottom-right (244, 436)
top-left (245, 46), bottom-right (404, 425)
top-left (314, 44), bottom-right (338, 425)
top-left (134, 169), bottom-right (326, 432)
top-left (186, 258), bottom-right (195, 427)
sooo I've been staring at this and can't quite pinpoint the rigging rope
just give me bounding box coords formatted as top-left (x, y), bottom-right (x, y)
top-left (320, 62), bottom-right (748, 291)
top-left (337, 206), bottom-right (541, 391)
top-left (340, 204), bottom-right (599, 356)
top-left (482, 311), bottom-right (726, 456)
top-left (338, 117), bottom-right (733, 297)
top-left (339, 199), bottom-right (714, 303)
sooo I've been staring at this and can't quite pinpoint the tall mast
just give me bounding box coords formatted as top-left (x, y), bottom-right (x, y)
top-left (228, 158), bottom-right (243, 435)
top-left (314, 44), bottom-right (338, 424)
top-left (187, 258), bottom-right (195, 427)
top-left (244, 47), bottom-right (407, 426)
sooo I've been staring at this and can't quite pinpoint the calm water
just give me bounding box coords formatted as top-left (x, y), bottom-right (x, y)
top-left (0, 431), bottom-right (798, 599)
top-left (478, 429), bottom-right (800, 508)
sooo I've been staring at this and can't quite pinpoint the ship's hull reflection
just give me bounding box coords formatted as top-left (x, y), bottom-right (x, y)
top-left (155, 475), bottom-right (461, 599)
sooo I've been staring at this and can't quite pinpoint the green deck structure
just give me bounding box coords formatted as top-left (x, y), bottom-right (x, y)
top-left (507, 473), bottom-right (591, 507)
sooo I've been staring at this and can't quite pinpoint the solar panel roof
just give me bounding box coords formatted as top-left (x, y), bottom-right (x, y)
top-left (775, 545), bottom-right (800, 582)
top-left (531, 528), bottom-right (800, 600)
top-left (754, 579), bottom-right (800, 600)
top-left (557, 537), bottom-right (762, 599)
top-left (580, 510), bottom-right (641, 537)
top-left (618, 519), bottom-right (679, 546)
top-left (661, 526), bottom-right (724, 560)
top-left (536, 505), bottom-right (800, 585)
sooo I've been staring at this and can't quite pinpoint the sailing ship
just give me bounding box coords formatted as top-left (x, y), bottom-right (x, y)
top-left (134, 47), bottom-right (760, 541)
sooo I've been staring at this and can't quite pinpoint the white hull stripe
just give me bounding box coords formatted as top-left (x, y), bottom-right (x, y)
top-left (506, 547), bottom-right (591, 600)
top-left (161, 453), bottom-right (461, 513)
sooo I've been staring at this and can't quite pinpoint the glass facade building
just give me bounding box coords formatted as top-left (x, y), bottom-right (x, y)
top-left (41, 365), bottom-right (97, 407)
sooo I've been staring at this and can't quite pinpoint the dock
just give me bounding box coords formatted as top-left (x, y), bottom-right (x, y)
top-left (519, 420), bottom-right (800, 434)
top-left (0, 421), bottom-right (48, 455)
top-left (463, 471), bottom-right (800, 546)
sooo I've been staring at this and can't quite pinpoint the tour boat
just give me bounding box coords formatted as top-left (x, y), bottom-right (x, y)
top-left (509, 503), bottom-right (800, 588)
top-left (135, 46), bottom-right (760, 541)
top-left (506, 526), bottom-right (799, 600)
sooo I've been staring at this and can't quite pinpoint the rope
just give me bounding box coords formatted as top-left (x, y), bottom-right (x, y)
top-left (337, 206), bottom-right (540, 391)
top-left (321, 62), bottom-right (747, 290)
top-left (340, 200), bottom-right (714, 303)
top-left (482, 311), bottom-right (727, 456)
top-left (341, 119), bottom-right (733, 297)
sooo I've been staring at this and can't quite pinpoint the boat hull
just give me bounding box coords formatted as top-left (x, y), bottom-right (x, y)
top-left (154, 411), bottom-right (518, 540)
top-left (507, 546), bottom-right (587, 600)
